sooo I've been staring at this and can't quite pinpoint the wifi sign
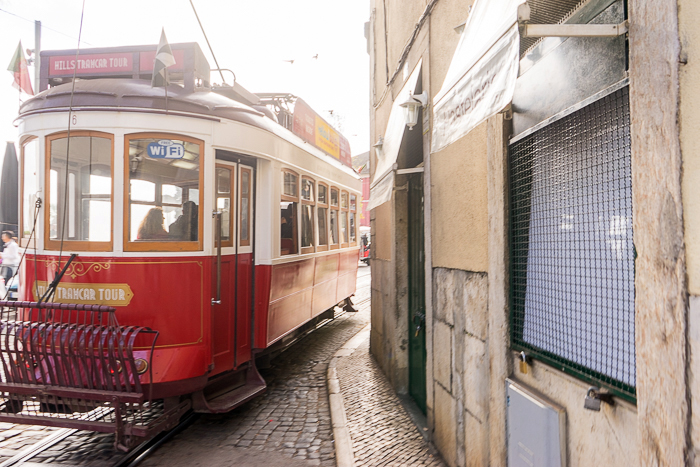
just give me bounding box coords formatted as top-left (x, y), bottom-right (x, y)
top-left (147, 140), bottom-right (185, 159)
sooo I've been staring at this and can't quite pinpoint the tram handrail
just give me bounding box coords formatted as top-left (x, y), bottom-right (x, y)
top-left (212, 211), bottom-right (222, 306)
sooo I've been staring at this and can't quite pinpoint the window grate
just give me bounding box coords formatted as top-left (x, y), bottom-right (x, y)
top-left (509, 86), bottom-right (635, 400)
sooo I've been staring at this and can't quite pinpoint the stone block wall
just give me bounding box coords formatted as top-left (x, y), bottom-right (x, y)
top-left (432, 268), bottom-right (489, 467)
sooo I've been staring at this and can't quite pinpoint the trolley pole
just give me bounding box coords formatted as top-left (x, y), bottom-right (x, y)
top-left (34, 20), bottom-right (41, 92)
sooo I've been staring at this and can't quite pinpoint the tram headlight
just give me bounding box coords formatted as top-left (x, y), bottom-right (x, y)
top-left (134, 358), bottom-right (149, 375)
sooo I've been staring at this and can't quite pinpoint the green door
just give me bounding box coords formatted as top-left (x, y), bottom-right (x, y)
top-left (408, 174), bottom-right (427, 413)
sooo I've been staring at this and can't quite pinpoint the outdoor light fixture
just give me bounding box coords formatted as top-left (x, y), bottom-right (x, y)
top-left (129, 154), bottom-right (142, 173)
top-left (373, 136), bottom-right (384, 158)
top-left (399, 91), bottom-right (428, 130)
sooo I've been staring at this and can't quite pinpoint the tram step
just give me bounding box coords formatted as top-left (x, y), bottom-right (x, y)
top-left (193, 364), bottom-right (266, 414)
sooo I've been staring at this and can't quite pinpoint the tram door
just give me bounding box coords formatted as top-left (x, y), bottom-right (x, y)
top-left (212, 160), bottom-right (255, 374)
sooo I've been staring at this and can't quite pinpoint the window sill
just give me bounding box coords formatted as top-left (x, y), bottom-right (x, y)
top-left (44, 240), bottom-right (113, 252)
top-left (125, 240), bottom-right (203, 252)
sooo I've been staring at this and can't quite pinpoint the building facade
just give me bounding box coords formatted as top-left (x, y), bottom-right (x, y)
top-left (368, 0), bottom-right (700, 465)
top-left (352, 151), bottom-right (371, 227)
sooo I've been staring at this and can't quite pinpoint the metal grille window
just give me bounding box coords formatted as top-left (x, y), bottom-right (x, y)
top-left (510, 86), bottom-right (635, 400)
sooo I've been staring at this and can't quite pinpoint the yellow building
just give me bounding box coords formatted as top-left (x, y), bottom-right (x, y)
top-left (369, 0), bottom-right (699, 465)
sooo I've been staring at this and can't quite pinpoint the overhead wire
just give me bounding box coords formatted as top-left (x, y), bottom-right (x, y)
top-left (47, 0), bottom-right (87, 304)
top-left (0, 7), bottom-right (93, 46)
top-left (373, 0), bottom-right (439, 110)
top-left (188, 0), bottom-right (227, 85)
top-left (0, 200), bottom-right (40, 301)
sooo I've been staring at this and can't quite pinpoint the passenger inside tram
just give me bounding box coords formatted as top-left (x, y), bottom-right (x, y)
top-left (280, 202), bottom-right (297, 255)
top-left (169, 200), bottom-right (198, 241)
top-left (137, 207), bottom-right (169, 240)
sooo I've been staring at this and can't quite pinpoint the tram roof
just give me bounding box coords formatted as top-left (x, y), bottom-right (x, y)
top-left (19, 78), bottom-right (270, 126)
top-left (18, 78), bottom-right (361, 181)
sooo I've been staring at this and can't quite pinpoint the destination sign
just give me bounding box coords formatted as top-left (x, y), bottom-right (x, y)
top-left (49, 53), bottom-right (133, 76)
top-left (147, 140), bottom-right (185, 159)
top-left (34, 281), bottom-right (134, 307)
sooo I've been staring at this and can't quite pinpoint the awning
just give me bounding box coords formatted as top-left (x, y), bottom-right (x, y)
top-left (432, 0), bottom-right (524, 153)
top-left (369, 60), bottom-right (422, 210)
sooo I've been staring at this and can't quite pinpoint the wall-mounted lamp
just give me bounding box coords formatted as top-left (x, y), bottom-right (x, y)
top-left (399, 91), bottom-right (428, 130)
top-left (373, 136), bottom-right (384, 158)
top-left (130, 154), bottom-right (142, 173)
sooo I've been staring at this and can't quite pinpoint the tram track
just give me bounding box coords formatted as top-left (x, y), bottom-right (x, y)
top-left (0, 427), bottom-right (76, 467)
top-left (0, 411), bottom-right (199, 467)
top-left (112, 412), bottom-right (199, 467)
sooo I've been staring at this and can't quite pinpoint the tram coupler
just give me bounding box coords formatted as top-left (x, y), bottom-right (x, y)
top-left (343, 297), bottom-right (358, 313)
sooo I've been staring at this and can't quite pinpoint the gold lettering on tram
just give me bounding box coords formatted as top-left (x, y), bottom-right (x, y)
top-left (33, 281), bottom-right (134, 306)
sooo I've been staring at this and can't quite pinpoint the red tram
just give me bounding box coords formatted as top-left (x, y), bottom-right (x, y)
top-left (0, 43), bottom-right (361, 449)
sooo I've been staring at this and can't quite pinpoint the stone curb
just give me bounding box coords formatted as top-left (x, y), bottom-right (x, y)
top-left (327, 324), bottom-right (371, 467)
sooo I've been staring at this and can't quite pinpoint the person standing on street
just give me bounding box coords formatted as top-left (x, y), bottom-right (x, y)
top-left (1, 231), bottom-right (19, 284)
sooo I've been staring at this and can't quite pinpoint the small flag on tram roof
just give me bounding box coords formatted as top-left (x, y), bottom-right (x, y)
top-left (7, 41), bottom-right (34, 96)
top-left (152, 29), bottom-right (176, 88)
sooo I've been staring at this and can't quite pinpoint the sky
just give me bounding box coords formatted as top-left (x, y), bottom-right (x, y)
top-left (0, 0), bottom-right (371, 175)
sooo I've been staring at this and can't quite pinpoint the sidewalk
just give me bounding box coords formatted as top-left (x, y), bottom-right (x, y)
top-left (328, 326), bottom-right (445, 467)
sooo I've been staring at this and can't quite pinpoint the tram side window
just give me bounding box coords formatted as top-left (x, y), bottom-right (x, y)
top-left (340, 213), bottom-right (348, 244)
top-left (349, 212), bottom-right (356, 243)
top-left (47, 133), bottom-right (113, 248)
top-left (281, 170), bottom-right (299, 255)
top-left (330, 187), bottom-right (339, 247)
top-left (126, 136), bottom-right (201, 247)
top-left (350, 194), bottom-right (357, 244)
top-left (301, 178), bottom-right (315, 253)
top-left (21, 138), bottom-right (39, 243)
top-left (317, 183), bottom-right (328, 249)
top-left (340, 191), bottom-right (349, 245)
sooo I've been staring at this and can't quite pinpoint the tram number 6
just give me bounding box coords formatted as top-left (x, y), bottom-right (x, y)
top-left (71, 114), bottom-right (77, 126)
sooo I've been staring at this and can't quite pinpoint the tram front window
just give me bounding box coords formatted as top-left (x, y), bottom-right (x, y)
top-left (21, 138), bottom-right (39, 242)
top-left (126, 136), bottom-right (202, 248)
top-left (46, 133), bottom-right (113, 249)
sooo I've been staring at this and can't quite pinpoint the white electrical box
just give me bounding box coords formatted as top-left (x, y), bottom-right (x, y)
top-left (506, 379), bottom-right (566, 467)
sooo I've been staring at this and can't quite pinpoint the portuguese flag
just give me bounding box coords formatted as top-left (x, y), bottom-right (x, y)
top-left (7, 41), bottom-right (33, 96)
